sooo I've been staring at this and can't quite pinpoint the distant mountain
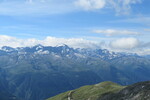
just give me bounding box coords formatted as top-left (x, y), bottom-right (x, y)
top-left (47, 81), bottom-right (150, 100)
top-left (0, 45), bottom-right (150, 100)
top-left (0, 44), bottom-right (136, 60)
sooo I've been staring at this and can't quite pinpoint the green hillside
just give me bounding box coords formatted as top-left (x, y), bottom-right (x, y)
top-left (47, 81), bottom-right (125, 100)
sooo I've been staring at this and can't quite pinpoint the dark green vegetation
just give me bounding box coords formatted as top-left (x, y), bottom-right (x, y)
top-left (47, 81), bottom-right (150, 100)
top-left (0, 45), bottom-right (150, 100)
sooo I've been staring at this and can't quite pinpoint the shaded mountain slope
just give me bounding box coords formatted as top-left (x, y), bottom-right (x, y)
top-left (0, 45), bottom-right (150, 100)
top-left (0, 92), bottom-right (19, 100)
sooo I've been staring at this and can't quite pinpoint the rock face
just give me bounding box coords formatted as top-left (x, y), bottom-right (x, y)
top-left (47, 81), bottom-right (150, 100)
top-left (99, 81), bottom-right (150, 100)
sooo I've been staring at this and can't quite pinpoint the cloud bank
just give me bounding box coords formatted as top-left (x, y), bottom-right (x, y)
top-left (110, 38), bottom-right (139, 49)
top-left (0, 35), bottom-right (150, 55)
top-left (0, 35), bottom-right (101, 49)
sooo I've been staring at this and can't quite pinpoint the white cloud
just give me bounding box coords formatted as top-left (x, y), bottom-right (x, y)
top-left (0, 35), bottom-right (150, 55)
top-left (108, 0), bottom-right (142, 15)
top-left (93, 29), bottom-right (140, 36)
top-left (41, 36), bottom-right (102, 49)
top-left (136, 49), bottom-right (150, 55)
top-left (0, 35), bottom-right (101, 49)
top-left (75, 0), bottom-right (141, 14)
top-left (144, 29), bottom-right (150, 32)
top-left (108, 37), bottom-right (150, 55)
top-left (110, 37), bottom-right (139, 49)
top-left (0, 35), bottom-right (40, 47)
top-left (74, 0), bottom-right (106, 10)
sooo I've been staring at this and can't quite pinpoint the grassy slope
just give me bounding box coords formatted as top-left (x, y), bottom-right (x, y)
top-left (47, 81), bottom-right (125, 100)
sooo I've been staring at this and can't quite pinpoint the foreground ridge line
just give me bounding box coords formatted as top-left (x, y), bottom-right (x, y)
top-left (68, 91), bottom-right (74, 100)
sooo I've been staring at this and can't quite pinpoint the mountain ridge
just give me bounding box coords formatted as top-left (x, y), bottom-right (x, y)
top-left (0, 45), bottom-right (150, 100)
top-left (0, 44), bottom-right (140, 60)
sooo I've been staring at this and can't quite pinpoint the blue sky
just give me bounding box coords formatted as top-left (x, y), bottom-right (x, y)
top-left (0, 0), bottom-right (150, 55)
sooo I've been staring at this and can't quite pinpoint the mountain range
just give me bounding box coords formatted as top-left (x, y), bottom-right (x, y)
top-left (0, 45), bottom-right (150, 100)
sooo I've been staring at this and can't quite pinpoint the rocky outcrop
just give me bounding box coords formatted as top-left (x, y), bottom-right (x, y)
top-left (99, 81), bottom-right (150, 100)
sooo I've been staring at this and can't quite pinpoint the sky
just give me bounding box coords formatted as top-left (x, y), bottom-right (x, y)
top-left (0, 0), bottom-right (150, 55)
